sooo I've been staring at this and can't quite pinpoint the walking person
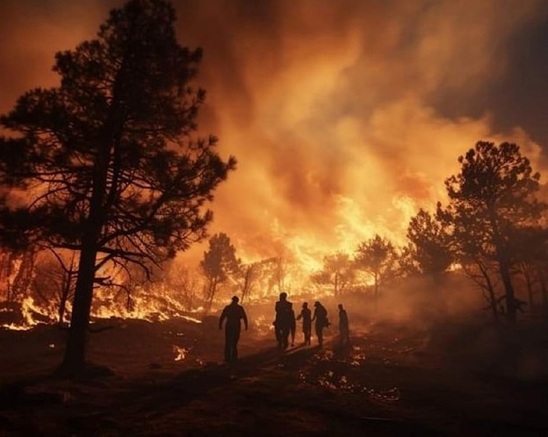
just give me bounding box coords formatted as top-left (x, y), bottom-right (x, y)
top-left (219, 296), bottom-right (248, 362)
top-left (311, 301), bottom-right (329, 347)
top-left (296, 302), bottom-right (312, 345)
top-left (273, 292), bottom-right (293, 350)
top-left (338, 303), bottom-right (350, 346)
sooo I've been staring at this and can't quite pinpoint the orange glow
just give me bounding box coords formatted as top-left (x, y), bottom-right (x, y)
top-left (1, 1), bottom-right (547, 319)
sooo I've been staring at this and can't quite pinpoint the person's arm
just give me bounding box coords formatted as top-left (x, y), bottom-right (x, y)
top-left (219, 308), bottom-right (226, 330)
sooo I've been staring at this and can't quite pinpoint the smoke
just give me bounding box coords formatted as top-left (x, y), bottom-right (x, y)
top-left (0, 0), bottom-right (547, 269)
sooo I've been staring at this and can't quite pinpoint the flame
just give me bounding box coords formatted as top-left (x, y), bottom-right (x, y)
top-left (1, 296), bottom-right (52, 331)
top-left (91, 284), bottom-right (204, 323)
top-left (1, 1), bottom-right (548, 329)
top-left (172, 345), bottom-right (189, 361)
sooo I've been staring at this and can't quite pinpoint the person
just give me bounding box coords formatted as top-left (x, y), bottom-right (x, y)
top-left (219, 296), bottom-right (248, 362)
top-left (289, 303), bottom-right (296, 347)
top-left (338, 303), bottom-right (350, 345)
top-left (296, 302), bottom-right (312, 345)
top-left (311, 301), bottom-right (329, 347)
top-left (273, 292), bottom-right (293, 350)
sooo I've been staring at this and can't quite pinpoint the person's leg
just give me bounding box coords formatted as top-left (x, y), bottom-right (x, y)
top-left (275, 327), bottom-right (283, 349)
top-left (315, 324), bottom-right (321, 346)
top-left (224, 330), bottom-right (231, 362)
top-left (318, 326), bottom-right (323, 346)
top-left (233, 330), bottom-right (241, 360)
top-left (281, 327), bottom-right (289, 349)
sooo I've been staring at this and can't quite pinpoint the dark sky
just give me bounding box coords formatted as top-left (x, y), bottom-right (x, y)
top-left (1, 0), bottom-right (548, 266)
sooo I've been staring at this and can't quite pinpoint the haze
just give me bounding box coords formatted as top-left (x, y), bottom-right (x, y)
top-left (1, 0), bottom-right (548, 269)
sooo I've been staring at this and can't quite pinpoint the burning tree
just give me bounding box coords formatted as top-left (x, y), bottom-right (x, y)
top-left (236, 261), bottom-right (261, 304)
top-left (0, 0), bottom-right (235, 376)
top-left (165, 262), bottom-right (202, 312)
top-left (32, 250), bottom-right (78, 324)
top-left (439, 141), bottom-right (545, 322)
top-left (311, 252), bottom-right (356, 297)
top-left (0, 249), bottom-right (36, 303)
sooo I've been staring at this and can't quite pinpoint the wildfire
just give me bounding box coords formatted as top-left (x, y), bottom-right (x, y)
top-left (0, 296), bottom-right (51, 331)
top-left (172, 345), bottom-right (189, 361)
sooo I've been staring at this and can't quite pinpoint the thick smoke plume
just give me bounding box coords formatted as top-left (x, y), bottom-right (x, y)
top-left (1, 0), bottom-right (547, 269)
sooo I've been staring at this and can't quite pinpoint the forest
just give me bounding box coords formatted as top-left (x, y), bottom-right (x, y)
top-left (1, 0), bottom-right (548, 435)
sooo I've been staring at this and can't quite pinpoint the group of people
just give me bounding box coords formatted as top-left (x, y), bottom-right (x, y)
top-left (273, 292), bottom-right (349, 349)
top-left (219, 293), bottom-right (350, 362)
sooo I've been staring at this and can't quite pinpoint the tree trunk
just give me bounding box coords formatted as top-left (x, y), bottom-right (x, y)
top-left (374, 273), bottom-right (379, 309)
top-left (58, 244), bottom-right (98, 376)
top-left (522, 265), bottom-right (534, 313)
top-left (205, 277), bottom-right (218, 315)
top-left (478, 262), bottom-right (499, 323)
top-left (499, 259), bottom-right (516, 322)
top-left (58, 263), bottom-right (76, 324)
top-left (489, 209), bottom-right (516, 323)
top-left (58, 276), bottom-right (69, 324)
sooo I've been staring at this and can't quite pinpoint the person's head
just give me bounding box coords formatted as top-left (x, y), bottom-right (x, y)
top-left (231, 296), bottom-right (239, 304)
top-left (302, 302), bottom-right (308, 309)
top-left (338, 304), bottom-right (343, 310)
top-left (279, 292), bottom-right (287, 301)
top-left (314, 301), bottom-right (320, 307)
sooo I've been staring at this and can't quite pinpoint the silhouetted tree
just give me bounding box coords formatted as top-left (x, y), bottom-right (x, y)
top-left (354, 235), bottom-right (398, 304)
top-left (243, 256), bottom-right (286, 300)
top-left (406, 209), bottom-right (452, 276)
top-left (311, 252), bottom-right (355, 296)
top-left (510, 226), bottom-right (548, 315)
top-left (201, 233), bottom-right (239, 313)
top-left (237, 261), bottom-right (261, 304)
top-left (0, 250), bottom-right (25, 302)
top-left (461, 255), bottom-right (502, 322)
top-left (32, 250), bottom-right (78, 324)
top-left (268, 255), bottom-right (293, 295)
top-left (165, 263), bottom-right (201, 311)
top-left (9, 250), bottom-right (37, 303)
top-left (397, 244), bottom-right (421, 277)
top-left (440, 141), bottom-right (545, 322)
top-left (0, 0), bottom-right (235, 376)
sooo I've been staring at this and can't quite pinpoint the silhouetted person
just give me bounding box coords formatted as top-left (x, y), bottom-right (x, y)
top-left (311, 301), bottom-right (329, 347)
top-left (274, 292), bottom-right (293, 350)
top-left (338, 303), bottom-right (350, 345)
top-left (296, 302), bottom-right (312, 345)
top-left (219, 296), bottom-right (248, 362)
top-left (289, 302), bottom-right (296, 347)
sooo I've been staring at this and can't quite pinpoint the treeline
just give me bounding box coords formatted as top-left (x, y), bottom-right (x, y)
top-left (189, 141), bottom-right (548, 324)
top-left (1, 141), bottom-right (547, 326)
top-left (313, 141), bottom-right (548, 323)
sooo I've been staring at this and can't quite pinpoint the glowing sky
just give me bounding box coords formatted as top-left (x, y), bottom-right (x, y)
top-left (1, 0), bottom-right (548, 267)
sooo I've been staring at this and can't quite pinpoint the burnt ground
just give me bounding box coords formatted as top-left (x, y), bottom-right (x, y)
top-left (1, 316), bottom-right (548, 436)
